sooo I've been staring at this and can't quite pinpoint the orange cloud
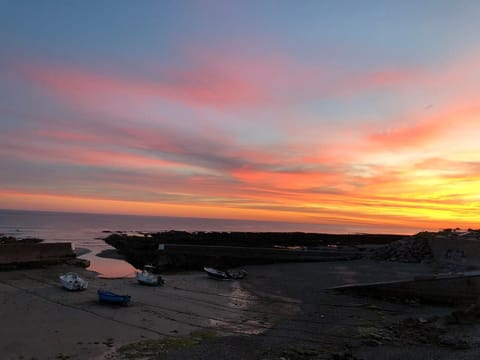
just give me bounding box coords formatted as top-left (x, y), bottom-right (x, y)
top-left (230, 166), bottom-right (344, 191)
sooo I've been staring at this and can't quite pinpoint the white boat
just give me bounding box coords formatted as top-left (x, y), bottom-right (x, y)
top-left (136, 266), bottom-right (164, 286)
top-left (59, 273), bottom-right (88, 291)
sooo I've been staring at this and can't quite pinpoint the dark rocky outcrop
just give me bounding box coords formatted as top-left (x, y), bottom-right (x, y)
top-left (137, 230), bottom-right (403, 247)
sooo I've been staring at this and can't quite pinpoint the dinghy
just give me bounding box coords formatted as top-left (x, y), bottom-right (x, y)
top-left (136, 265), bottom-right (164, 286)
top-left (204, 267), bottom-right (230, 280)
top-left (97, 289), bottom-right (131, 305)
top-left (204, 267), bottom-right (247, 280)
top-left (59, 273), bottom-right (88, 291)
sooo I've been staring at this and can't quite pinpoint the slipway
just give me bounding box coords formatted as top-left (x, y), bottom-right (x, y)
top-left (331, 270), bottom-right (480, 305)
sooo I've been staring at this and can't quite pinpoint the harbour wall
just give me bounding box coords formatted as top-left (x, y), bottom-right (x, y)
top-left (0, 242), bottom-right (75, 267)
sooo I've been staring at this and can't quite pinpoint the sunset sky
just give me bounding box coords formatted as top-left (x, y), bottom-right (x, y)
top-left (1, 1), bottom-right (479, 233)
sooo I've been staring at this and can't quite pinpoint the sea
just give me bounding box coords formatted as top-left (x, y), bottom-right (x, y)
top-left (0, 209), bottom-right (419, 278)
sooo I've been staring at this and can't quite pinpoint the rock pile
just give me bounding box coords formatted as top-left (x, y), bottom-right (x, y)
top-left (371, 233), bottom-right (434, 263)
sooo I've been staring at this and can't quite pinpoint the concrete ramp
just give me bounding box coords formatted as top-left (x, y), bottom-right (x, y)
top-left (331, 271), bottom-right (480, 305)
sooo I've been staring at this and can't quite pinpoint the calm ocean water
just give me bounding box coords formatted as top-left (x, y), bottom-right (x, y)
top-left (0, 209), bottom-right (418, 277)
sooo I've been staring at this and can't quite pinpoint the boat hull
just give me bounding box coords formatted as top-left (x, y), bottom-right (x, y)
top-left (203, 267), bottom-right (230, 280)
top-left (59, 273), bottom-right (88, 291)
top-left (136, 271), bottom-right (164, 286)
top-left (203, 267), bottom-right (247, 280)
top-left (97, 290), bottom-right (131, 305)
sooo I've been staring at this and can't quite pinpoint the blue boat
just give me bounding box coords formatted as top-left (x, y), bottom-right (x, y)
top-left (97, 289), bottom-right (131, 305)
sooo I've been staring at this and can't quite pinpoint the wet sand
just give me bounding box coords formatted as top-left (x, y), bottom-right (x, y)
top-left (1, 260), bottom-right (479, 359)
top-left (0, 264), bottom-right (296, 360)
top-left (164, 260), bottom-right (480, 360)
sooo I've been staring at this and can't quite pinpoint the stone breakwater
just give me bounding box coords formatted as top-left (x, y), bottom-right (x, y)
top-left (103, 231), bottom-right (405, 270)
top-left (0, 236), bottom-right (90, 269)
top-left (372, 229), bottom-right (480, 267)
top-left (104, 229), bottom-right (480, 271)
top-left (0, 242), bottom-right (80, 269)
top-left (371, 232), bottom-right (434, 263)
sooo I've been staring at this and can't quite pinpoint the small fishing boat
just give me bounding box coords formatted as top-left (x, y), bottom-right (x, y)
top-left (59, 273), bottom-right (88, 291)
top-left (97, 289), bottom-right (131, 305)
top-left (203, 267), bottom-right (248, 280)
top-left (204, 267), bottom-right (230, 280)
top-left (136, 265), bottom-right (164, 286)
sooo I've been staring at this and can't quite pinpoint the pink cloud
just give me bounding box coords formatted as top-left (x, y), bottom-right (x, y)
top-left (366, 119), bottom-right (444, 149)
top-left (2, 134), bottom-right (186, 171)
top-left (15, 52), bottom-right (438, 115)
top-left (364, 103), bottom-right (480, 150)
top-left (18, 60), bottom-right (272, 109)
top-left (35, 129), bottom-right (106, 143)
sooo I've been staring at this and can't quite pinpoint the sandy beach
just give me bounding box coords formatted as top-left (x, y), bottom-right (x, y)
top-left (1, 259), bottom-right (480, 360)
top-left (0, 263), bottom-right (297, 360)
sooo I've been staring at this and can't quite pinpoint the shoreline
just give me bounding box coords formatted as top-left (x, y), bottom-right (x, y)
top-left (2, 229), bottom-right (480, 359)
top-left (0, 263), bottom-right (296, 359)
top-left (2, 259), bottom-right (480, 359)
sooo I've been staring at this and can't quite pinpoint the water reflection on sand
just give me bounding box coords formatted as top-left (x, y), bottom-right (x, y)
top-left (81, 250), bottom-right (137, 278)
top-left (208, 280), bottom-right (297, 335)
top-left (209, 281), bottom-right (266, 335)
top-left (227, 281), bottom-right (254, 310)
